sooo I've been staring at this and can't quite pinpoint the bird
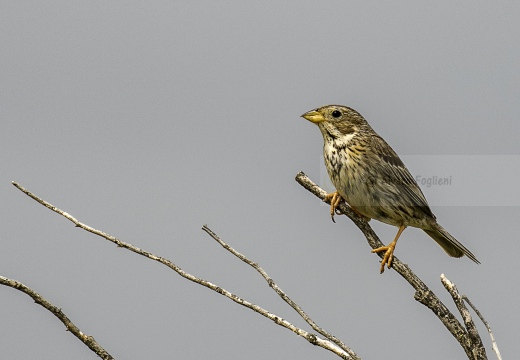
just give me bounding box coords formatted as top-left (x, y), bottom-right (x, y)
top-left (301, 104), bottom-right (479, 273)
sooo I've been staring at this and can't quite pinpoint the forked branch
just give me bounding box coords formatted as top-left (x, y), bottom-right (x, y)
top-left (295, 171), bottom-right (489, 360)
top-left (5, 178), bottom-right (497, 360)
top-left (9, 181), bottom-right (357, 360)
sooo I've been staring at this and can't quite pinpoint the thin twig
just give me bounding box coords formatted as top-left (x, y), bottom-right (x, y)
top-left (0, 275), bottom-right (114, 360)
top-left (11, 181), bottom-right (353, 359)
top-left (294, 172), bottom-right (487, 360)
top-left (462, 295), bottom-right (502, 360)
top-left (202, 225), bottom-right (359, 360)
top-left (441, 274), bottom-right (487, 360)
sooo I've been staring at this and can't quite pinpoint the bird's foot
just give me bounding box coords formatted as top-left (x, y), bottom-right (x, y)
top-left (324, 191), bottom-right (370, 223)
top-left (371, 244), bottom-right (396, 274)
top-left (324, 191), bottom-right (343, 223)
top-left (371, 225), bottom-right (406, 274)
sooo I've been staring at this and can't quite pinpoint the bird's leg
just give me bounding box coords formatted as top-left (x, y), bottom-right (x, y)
top-left (324, 191), bottom-right (343, 223)
top-left (371, 225), bottom-right (406, 273)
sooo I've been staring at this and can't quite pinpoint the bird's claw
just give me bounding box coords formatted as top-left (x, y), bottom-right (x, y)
top-left (371, 245), bottom-right (395, 273)
top-left (324, 191), bottom-right (343, 223)
top-left (371, 225), bottom-right (406, 274)
top-left (324, 191), bottom-right (370, 223)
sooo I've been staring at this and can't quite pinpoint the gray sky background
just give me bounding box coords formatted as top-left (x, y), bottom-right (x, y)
top-left (1, 2), bottom-right (519, 359)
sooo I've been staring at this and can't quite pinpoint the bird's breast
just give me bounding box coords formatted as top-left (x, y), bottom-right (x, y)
top-left (323, 137), bottom-right (365, 190)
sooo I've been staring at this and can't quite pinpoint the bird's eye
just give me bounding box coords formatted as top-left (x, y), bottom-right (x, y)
top-left (332, 110), bottom-right (342, 118)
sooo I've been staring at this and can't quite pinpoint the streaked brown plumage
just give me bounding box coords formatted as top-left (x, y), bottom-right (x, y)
top-left (301, 104), bottom-right (479, 273)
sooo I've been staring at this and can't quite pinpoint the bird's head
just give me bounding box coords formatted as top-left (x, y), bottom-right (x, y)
top-left (301, 105), bottom-right (370, 139)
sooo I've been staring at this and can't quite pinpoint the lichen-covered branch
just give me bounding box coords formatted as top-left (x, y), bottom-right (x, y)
top-left (10, 181), bottom-right (355, 359)
top-left (294, 171), bottom-right (487, 360)
top-left (440, 275), bottom-right (488, 360)
top-left (462, 295), bottom-right (502, 360)
top-left (202, 225), bottom-right (359, 359)
top-left (0, 275), bottom-right (113, 360)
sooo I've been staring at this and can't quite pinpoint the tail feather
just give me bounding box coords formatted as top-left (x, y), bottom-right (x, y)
top-left (423, 223), bottom-right (480, 264)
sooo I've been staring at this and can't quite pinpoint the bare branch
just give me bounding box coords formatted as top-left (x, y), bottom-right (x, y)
top-left (462, 296), bottom-right (502, 360)
top-left (441, 274), bottom-right (486, 359)
top-left (11, 181), bottom-right (354, 359)
top-left (11, 176), bottom-right (494, 359)
top-left (0, 275), bottom-right (113, 360)
top-left (295, 172), bottom-right (487, 360)
top-left (202, 225), bottom-right (359, 359)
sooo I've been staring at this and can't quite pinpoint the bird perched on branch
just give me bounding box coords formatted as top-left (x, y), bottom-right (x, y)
top-left (301, 105), bottom-right (479, 273)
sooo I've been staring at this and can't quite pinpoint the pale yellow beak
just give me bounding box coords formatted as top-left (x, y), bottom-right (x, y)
top-left (301, 110), bottom-right (325, 123)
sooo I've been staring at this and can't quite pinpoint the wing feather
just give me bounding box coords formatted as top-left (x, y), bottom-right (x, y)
top-left (368, 134), bottom-right (434, 219)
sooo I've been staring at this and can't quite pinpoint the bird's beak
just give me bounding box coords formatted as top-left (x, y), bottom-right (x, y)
top-left (301, 110), bottom-right (325, 123)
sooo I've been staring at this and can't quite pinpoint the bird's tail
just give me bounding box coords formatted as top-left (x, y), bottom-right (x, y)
top-left (423, 223), bottom-right (480, 264)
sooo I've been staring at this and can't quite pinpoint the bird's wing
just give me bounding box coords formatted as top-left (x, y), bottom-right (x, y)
top-left (368, 134), bottom-right (434, 218)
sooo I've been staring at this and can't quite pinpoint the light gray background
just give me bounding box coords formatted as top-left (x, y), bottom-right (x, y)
top-left (1, 2), bottom-right (518, 359)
